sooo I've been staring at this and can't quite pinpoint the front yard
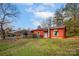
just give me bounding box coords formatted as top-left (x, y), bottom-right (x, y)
top-left (0, 38), bottom-right (79, 56)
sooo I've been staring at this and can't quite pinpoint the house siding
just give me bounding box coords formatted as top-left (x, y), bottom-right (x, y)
top-left (33, 30), bottom-right (44, 38)
top-left (32, 27), bottom-right (66, 38)
top-left (50, 28), bottom-right (65, 38)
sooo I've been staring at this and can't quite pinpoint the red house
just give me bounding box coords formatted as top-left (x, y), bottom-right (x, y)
top-left (31, 25), bottom-right (66, 38)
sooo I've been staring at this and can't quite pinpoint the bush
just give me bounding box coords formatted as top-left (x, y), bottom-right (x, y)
top-left (66, 33), bottom-right (79, 37)
top-left (66, 33), bottom-right (75, 37)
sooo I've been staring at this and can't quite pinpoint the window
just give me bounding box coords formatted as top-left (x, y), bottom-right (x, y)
top-left (53, 30), bottom-right (58, 36)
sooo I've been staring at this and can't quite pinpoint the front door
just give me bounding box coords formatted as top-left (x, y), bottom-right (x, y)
top-left (37, 32), bottom-right (40, 38)
top-left (44, 32), bottom-right (48, 38)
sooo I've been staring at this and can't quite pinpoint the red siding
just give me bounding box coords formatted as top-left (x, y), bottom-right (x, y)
top-left (32, 28), bottom-right (66, 38)
top-left (50, 28), bottom-right (65, 38)
top-left (33, 30), bottom-right (44, 38)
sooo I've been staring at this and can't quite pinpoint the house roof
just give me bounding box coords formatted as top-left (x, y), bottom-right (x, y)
top-left (31, 28), bottom-right (48, 32)
top-left (50, 25), bottom-right (66, 29)
top-left (31, 25), bottom-right (66, 32)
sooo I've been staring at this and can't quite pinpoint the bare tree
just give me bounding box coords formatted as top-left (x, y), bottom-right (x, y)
top-left (40, 17), bottom-right (52, 38)
top-left (41, 17), bottom-right (52, 28)
top-left (41, 20), bottom-right (48, 28)
top-left (0, 3), bottom-right (19, 39)
top-left (54, 9), bottom-right (64, 26)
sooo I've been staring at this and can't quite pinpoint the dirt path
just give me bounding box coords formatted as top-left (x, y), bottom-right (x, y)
top-left (67, 36), bottom-right (79, 40)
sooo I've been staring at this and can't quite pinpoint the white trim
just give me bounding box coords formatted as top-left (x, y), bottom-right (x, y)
top-left (37, 32), bottom-right (40, 37)
top-left (44, 32), bottom-right (48, 38)
top-left (53, 30), bottom-right (59, 37)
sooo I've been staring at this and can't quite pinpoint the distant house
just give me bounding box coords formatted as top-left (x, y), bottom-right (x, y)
top-left (14, 29), bottom-right (32, 38)
top-left (31, 25), bottom-right (66, 38)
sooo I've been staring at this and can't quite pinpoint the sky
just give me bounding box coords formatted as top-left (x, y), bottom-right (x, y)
top-left (13, 3), bottom-right (65, 30)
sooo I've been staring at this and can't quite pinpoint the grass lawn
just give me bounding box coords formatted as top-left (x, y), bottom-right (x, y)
top-left (0, 38), bottom-right (79, 56)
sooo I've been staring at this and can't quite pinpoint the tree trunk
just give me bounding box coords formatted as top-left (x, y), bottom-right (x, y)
top-left (1, 24), bottom-right (5, 40)
top-left (73, 14), bottom-right (76, 35)
top-left (2, 30), bottom-right (5, 40)
top-left (48, 28), bottom-right (50, 38)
